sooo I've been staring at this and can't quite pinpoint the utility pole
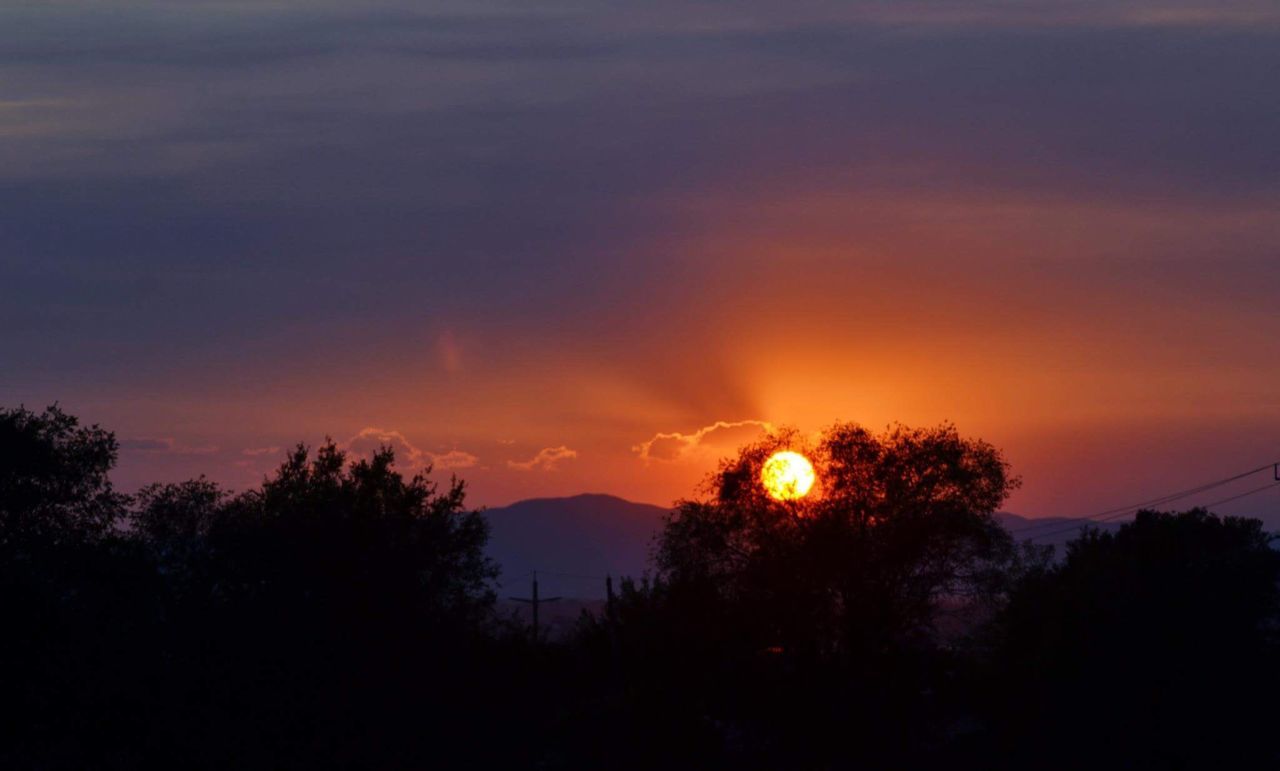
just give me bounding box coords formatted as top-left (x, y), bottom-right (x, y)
top-left (605, 574), bottom-right (618, 627)
top-left (509, 570), bottom-right (560, 643)
top-left (605, 574), bottom-right (620, 680)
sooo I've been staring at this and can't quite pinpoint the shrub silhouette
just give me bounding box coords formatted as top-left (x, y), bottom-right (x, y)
top-left (4, 405), bottom-right (1278, 769)
top-left (655, 423), bottom-right (1028, 658)
top-left (577, 423), bottom-right (1043, 767)
top-left (0, 405), bottom-right (125, 547)
top-left (988, 509), bottom-right (1280, 769)
top-left (1, 412), bottom-right (512, 769)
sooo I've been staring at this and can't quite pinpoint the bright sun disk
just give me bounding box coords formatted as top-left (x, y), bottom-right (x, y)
top-left (761, 450), bottom-right (816, 501)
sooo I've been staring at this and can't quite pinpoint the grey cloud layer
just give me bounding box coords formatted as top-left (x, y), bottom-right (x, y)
top-left (3, 1), bottom-right (1278, 397)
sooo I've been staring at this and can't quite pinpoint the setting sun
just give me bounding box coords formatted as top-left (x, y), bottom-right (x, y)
top-left (761, 451), bottom-right (816, 501)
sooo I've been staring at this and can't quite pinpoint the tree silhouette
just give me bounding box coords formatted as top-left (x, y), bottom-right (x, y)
top-left (1, 413), bottom-right (514, 769)
top-left (138, 441), bottom-right (506, 768)
top-left (0, 406), bottom-right (154, 769)
top-left (582, 423), bottom-right (1041, 767)
top-left (131, 477), bottom-right (224, 598)
top-left (0, 405), bottom-right (125, 548)
top-left (656, 423), bottom-right (1029, 658)
top-left (210, 440), bottom-right (498, 631)
top-left (989, 509), bottom-right (1280, 769)
top-left (7, 403), bottom-right (1279, 769)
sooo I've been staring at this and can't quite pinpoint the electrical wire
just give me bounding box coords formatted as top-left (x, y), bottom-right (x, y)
top-left (538, 570), bottom-right (609, 581)
top-left (1200, 482), bottom-right (1280, 510)
top-left (1010, 463), bottom-right (1275, 537)
top-left (1022, 481), bottom-right (1280, 542)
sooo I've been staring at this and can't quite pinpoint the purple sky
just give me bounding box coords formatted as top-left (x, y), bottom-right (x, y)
top-left (3, 1), bottom-right (1279, 521)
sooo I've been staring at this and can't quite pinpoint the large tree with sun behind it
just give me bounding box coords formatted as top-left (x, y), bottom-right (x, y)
top-left (655, 422), bottom-right (1028, 659)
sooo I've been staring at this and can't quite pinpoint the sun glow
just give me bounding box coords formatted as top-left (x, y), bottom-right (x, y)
top-left (761, 451), bottom-right (816, 501)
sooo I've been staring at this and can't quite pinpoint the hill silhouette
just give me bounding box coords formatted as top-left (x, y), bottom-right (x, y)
top-left (995, 512), bottom-right (1124, 553)
top-left (484, 494), bottom-right (669, 599)
top-left (483, 496), bottom-right (1126, 599)
top-left (6, 405), bottom-right (1279, 769)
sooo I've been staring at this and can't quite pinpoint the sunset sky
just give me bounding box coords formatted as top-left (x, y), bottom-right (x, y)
top-left (3, 0), bottom-right (1279, 519)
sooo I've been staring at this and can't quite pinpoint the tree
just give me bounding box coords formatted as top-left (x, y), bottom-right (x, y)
top-left (0, 404), bottom-right (125, 548)
top-left (216, 440), bottom-right (498, 628)
top-left (126, 442), bottom-right (507, 768)
top-left (656, 422), bottom-right (1024, 658)
top-left (131, 477), bottom-right (224, 592)
top-left (634, 423), bottom-right (1031, 767)
top-left (0, 407), bottom-right (154, 770)
top-left (1, 405), bottom-right (527, 769)
top-left (990, 509), bottom-right (1280, 769)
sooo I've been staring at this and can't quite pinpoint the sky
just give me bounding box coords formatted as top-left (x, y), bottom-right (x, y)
top-left (3, 0), bottom-right (1279, 520)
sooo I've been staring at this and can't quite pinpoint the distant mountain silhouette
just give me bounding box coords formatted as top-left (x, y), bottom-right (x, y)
top-left (484, 494), bottom-right (670, 599)
top-left (482, 497), bottom-right (1133, 598)
top-left (995, 512), bottom-right (1124, 554)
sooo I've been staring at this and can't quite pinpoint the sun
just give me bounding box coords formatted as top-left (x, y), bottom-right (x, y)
top-left (761, 450), bottom-right (816, 501)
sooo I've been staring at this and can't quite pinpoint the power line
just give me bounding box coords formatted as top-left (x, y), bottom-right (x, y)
top-left (498, 570), bottom-right (609, 583)
top-left (1018, 481), bottom-right (1280, 540)
top-left (497, 465), bottom-right (1280, 583)
top-left (1201, 482), bottom-right (1280, 510)
top-left (508, 570), bottom-right (561, 643)
top-left (538, 570), bottom-right (608, 581)
top-left (1023, 508), bottom-right (1152, 543)
top-left (495, 569), bottom-right (533, 587)
top-left (1011, 463), bottom-right (1276, 538)
top-left (1020, 480), bottom-right (1280, 543)
top-left (1011, 463), bottom-right (1274, 534)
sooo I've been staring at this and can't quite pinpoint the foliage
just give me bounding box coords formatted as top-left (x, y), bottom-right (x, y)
top-left (1, 415), bottom-right (507, 769)
top-left (0, 405), bottom-right (126, 548)
top-left (656, 423), bottom-right (1028, 659)
top-left (3, 405), bottom-right (1279, 769)
top-left (985, 508), bottom-right (1280, 768)
top-left (214, 441), bottom-right (497, 628)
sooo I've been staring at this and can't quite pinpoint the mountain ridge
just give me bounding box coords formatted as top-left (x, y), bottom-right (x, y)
top-left (484, 494), bottom-right (671, 600)
top-left (484, 496), bottom-right (1123, 599)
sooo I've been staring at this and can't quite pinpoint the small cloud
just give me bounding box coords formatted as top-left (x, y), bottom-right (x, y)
top-left (633, 419), bottom-right (774, 464)
top-left (344, 428), bottom-right (478, 472)
top-left (241, 446), bottom-right (281, 457)
top-left (346, 428), bottom-right (427, 468)
top-left (430, 449), bottom-right (480, 470)
top-left (507, 445), bottom-right (578, 471)
top-left (120, 437), bottom-right (219, 455)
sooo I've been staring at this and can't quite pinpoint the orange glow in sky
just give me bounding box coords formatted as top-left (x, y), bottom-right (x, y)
top-left (5, 1), bottom-right (1280, 525)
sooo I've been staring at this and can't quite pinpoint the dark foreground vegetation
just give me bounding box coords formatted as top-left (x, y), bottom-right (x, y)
top-left (2, 406), bottom-right (1277, 770)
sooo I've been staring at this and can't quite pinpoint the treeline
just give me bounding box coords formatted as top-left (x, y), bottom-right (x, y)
top-left (1, 406), bottom-right (1277, 770)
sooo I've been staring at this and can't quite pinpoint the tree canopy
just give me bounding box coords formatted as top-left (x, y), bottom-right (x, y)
top-left (656, 422), bottom-right (1029, 658)
top-left (0, 405), bottom-right (125, 548)
top-left (3, 405), bottom-right (1278, 769)
top-left (1, 413), bottom-right (506, 769)
top-left (990, 508), bottom-right (1280, 768)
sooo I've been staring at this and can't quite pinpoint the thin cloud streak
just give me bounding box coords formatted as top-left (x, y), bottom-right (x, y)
top-left (4, 1), bottom-right (1279, 515)
top-left (345, 428), bottom-right (479, 472)
top-left (634, 420), bottom-right (775, 464)
top-left (508, 446), bottom-right (578, 471)
top-left (241, 446), bottom-right (280, 456)
top-left (120, 437), bottom-right (219, 455)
